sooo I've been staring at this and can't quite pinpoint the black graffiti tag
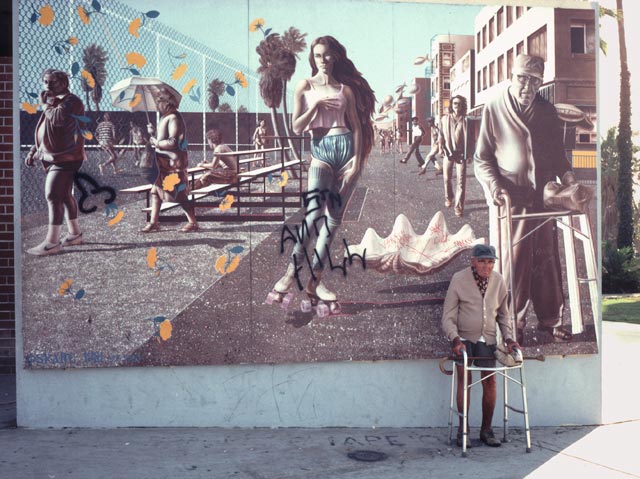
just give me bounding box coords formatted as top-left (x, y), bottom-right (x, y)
top-left (73, 172), bottom-right (117, 214)
top-left (280, 190), bottom-right (366, 291)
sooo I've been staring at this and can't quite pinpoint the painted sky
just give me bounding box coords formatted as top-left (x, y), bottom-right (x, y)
top-left (120, 0), bottom-right (481, 107)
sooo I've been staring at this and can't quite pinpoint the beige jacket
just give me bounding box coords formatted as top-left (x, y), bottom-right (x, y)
top-left (441, 267), bottom-right (513, 345)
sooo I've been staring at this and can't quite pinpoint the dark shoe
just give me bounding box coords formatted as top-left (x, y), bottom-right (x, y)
top-left (454, 207), bottom-right (463, 217)
top-left (480, 429), bottom-right (502, 447)
top-left (417, 166), bottom-right (426, 176)
top-left (537, 324), bottom-right (572, 341)
top-left (400, 158), bottom-right (408, 164)
top-left (456, 432), bottom-right (473, 448)
top-left (140, 223), bottom-right (161, 233)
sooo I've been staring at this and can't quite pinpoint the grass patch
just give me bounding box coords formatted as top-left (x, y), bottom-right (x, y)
top-left (602, 296), bottom-right (640, 324)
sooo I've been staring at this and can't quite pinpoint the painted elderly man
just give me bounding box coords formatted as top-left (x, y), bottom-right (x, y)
top-left (442, 244), bottom-right (519, 449)
top-left (474, 54), bottom-right (576, 343)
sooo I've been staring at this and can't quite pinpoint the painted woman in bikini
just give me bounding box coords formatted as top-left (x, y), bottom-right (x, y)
top-left (267, 36), bottom-right (375, 313)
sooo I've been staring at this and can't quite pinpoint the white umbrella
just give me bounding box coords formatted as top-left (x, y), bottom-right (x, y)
top-left (109, 77), bottom-right (181, 183)
top-left (109, 76), bottom-right (181, 121)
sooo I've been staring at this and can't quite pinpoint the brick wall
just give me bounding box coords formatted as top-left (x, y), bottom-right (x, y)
top-left (0, 56), bottom-right (15, 374)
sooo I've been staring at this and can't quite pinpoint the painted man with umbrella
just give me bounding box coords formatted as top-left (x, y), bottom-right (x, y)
top-left (110, 78), bottom-right (198, 233)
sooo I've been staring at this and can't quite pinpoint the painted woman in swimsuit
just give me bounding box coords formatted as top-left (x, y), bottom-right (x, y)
top-left (268, 35), bottom-right (375, 312)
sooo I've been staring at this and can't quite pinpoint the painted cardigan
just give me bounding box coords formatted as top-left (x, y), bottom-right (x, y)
top-left (474, 87), bottom-right (572, 208)
top-left (441, 267), bottom-right (513, 345)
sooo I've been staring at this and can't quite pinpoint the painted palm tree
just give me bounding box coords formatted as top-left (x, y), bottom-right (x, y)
top-left (279, 27), bottom-right (307, 160)
top-left (256, 33), bottom-right (295, 151)
top-left (81, 44), bottom-right (108, 112)
top-left (256, 32), bottom-right (308, 176)
top-left (207, 79), bottom-right (225, 112)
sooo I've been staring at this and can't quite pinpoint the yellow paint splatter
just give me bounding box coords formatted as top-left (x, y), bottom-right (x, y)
top-left (58, 279), bottom-right (73, 296)
top-left (171, 63), bottom-right (187, 80)
top-left (81, 69), bottom-right (95, 88)
top-left (128, 93), bottom-right (142, 108)
top-left (226, 255), bottom-right (241, 273)
top-left (219, 194), bottom-right (235, 211)
top-left (182, 79), bottom-right (197, 94)
top-left (215, 255), bottom-right (227, 275)
top-left (218, 195), bottom-right (236, 211)
top-left (278, 171), bottom-right (289, 187)
top-left (125, 52), bottom-right (146, 69)
top-left (235, 71), bottom-right (248, 89)
top-left (159, 320), bottom-right (172, 341)
top-left (128, 17), bottom-right (141, 38)
top-left (162, 173), bottom-right (180, 192)
top-left (81, 130), bottom-right (93, 140)
top-left (77, 6), bottom-right (90, 24)
top-left (38, 4), bottom-right (54, 26)
top-left (21, 102), bottom-right (39, 114)
top-left (67, 36), bottom-right (78, 45)
top-left (107, 210), bottom-right (124, 226)
top-left (147, 247), bottom-right (158, 269)
top-left (249, 18), bottom-right (264, 32)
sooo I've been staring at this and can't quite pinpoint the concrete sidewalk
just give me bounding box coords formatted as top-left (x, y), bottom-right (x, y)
top-left (0, 422), bottom-right (638, 478)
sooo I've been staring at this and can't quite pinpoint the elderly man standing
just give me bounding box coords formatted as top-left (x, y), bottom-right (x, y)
top-left (442, 244), bottom-right (519, 448)
top-left (142, 88), bottom-right (199, 233)
top-left (475, 54), bottom-right (576, 343)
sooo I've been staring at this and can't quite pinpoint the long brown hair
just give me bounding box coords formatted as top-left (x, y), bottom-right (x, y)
top-left (308, 36), bottom-right (375, 159)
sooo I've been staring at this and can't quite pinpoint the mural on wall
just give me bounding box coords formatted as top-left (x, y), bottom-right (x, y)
top-left (17, 0), bottom-right (599, 369)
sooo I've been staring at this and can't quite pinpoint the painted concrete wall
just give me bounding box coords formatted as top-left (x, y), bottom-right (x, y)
top-left (16, 352), bottom-right (602, 428)
top-left (13, 0), bottom-right (602, 429)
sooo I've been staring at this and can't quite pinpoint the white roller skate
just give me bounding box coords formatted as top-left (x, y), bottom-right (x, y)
top-left (265, 263), bottom-right (295, 309)
top-left (301, 276), bottom-right (341, 318)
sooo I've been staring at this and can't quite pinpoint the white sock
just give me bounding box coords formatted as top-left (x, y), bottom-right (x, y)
top-left (45, 224), bottom-right (62, 244)
top-left (67, 218), bottom-right (81, 236)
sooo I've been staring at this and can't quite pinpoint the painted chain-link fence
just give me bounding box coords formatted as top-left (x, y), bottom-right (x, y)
top-left (18, 0), bottom-right (293, 221)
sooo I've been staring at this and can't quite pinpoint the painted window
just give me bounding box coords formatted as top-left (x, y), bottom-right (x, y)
top-left (528, 26), bottom-right (547, 61)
